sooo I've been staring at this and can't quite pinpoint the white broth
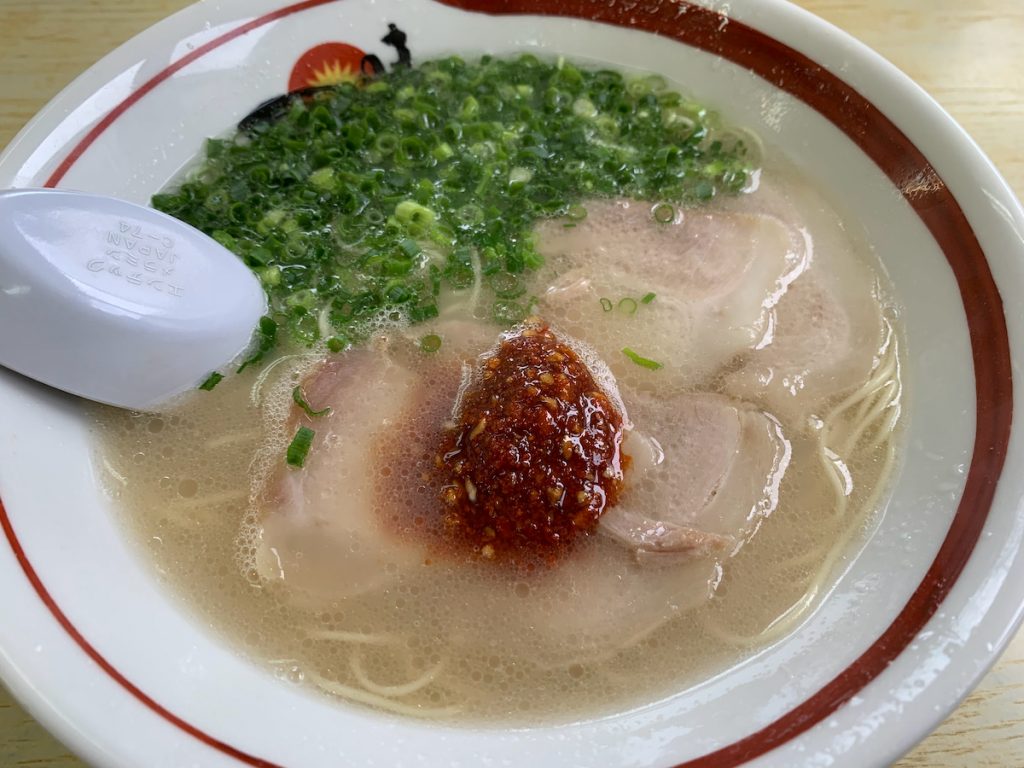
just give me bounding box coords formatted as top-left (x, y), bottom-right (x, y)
top-left (96, 154), bottom-right (902, 724)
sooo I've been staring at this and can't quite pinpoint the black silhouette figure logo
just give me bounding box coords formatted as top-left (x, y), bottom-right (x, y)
top-left (382, 23), bottom-right (411, 68)
top-left (239, 23), bottom-right (415, 132)
top-left (361, 23), bottom-right (411, 75)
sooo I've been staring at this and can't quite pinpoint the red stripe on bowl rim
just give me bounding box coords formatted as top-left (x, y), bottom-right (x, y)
top-left (0, 505), bottom-right (285, 768)
top-left (0, 0), bottom-right (1010, 766)
top-left (44, 0), bottom-right (339, 189)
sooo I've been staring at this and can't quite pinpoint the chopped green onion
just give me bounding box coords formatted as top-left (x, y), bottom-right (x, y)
top-left (286, 426), bottom-right (315, 468)
top-left (493, 299), bottom-right (528, 325)
top-left (395, 200), bottom-right (436, 231)
top-left (309, 167), bottom-right (335, 191)
top-left (695, 180), bottom-right (715, 200)
top-left (432, 142), bottom-right (455, 161)
top-left (600, 297), bottom-right (613, 312)
top-left (617, 297), bottom-right (639, 316)
top-left (398, 237), bottom-right (421, 258)
top-left (292, 386), bottom-right (332, 418)
top-left (198, 372), bottom-right (223, 391)
top-left (456, 204), bottom-right (484, 226)
top-left (420, 333), bottom-right (443, 353)
top-left (652, 203), bottom-right (676, 223)
top-left (375, 132), bottom-right (399, 153)
top-left (153, 55), bottom-right (755, 356)
top-left (489, 272), bottom-right (525, 299)
top-left (641, 292), bottom-right (657, 304)
top-left (509, 166), bottom-right (533, 188)
top-left (237, 316), bottom-right (278, 373)
top-left (566, 203), bottom-right (588, 221)
top-left (326, 336), bottom-right (348, 353)
top-left (622, 347), bottom-right (663, 370)
top-left (572, 97), bottom-right (597, 118)
top-left (256, 266), bottom-right (281, 287)
top-left (460, 95), bottom-right (480, 119)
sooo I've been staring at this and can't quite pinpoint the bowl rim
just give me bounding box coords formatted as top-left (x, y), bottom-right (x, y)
top-left (0, 0), bottom-right (1021, 766)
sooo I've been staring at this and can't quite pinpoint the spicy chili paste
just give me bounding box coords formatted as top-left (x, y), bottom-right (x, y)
top-left (433, 319), bottom-right (626, 563)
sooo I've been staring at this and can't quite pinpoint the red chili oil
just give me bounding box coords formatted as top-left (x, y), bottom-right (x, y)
top-left (433, 319), bottom-right (626, 564)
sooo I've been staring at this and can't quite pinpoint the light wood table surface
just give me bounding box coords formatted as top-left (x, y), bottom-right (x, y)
top-left (0, 1), bottom-right (1022, 766)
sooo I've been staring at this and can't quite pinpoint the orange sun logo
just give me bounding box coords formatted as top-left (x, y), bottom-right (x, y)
top-left (288, 42), bottom-right (367, 92)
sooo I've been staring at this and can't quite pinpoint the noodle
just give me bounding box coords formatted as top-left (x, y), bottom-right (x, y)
top-left (305, 671), bottom-right (460, 718)
top-left (308, 630), bottom-right (400, 645)
top-left (703, 325), bottom-right (902, 648)
top-left (301, 629), bottom-right (447, 707)
top-left (173, 489), bottom-right (248, 511)
top-left (205, 430), bottom-right (261, 450)
top-left (350, 652), bottom-right (445, 698)
top-left (822, 319), bottom-right (901, 460)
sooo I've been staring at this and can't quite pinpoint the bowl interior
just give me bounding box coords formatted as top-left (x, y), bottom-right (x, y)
top-left (0, 1), bottom-right (1022, 767)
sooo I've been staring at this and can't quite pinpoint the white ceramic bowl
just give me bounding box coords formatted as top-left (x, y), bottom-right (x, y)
top-left (2, 1), bottom-right (1023, 766)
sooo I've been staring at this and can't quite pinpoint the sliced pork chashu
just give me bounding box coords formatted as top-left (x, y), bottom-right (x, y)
top-left (482, 537), bottom-right (725, 667)
top-left (722, 250), bottom-right (884, 420)
top-left (534, 200), bottom-right (806, 389)
top-left (253, 318), bottom-right (498, 604)
top-left (711, 174), bottom-right (888, 419)
top-left (601, 391), bottom-right (789, 558)
top-left (254, 347), bottom-right (427, 604)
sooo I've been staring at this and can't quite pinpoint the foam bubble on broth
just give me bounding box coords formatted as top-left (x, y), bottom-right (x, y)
top-left (93, 157), bottom-right (904, 724)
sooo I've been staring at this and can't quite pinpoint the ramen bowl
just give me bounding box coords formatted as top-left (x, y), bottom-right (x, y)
top-left (1, 1), bottom-right (1022, 767)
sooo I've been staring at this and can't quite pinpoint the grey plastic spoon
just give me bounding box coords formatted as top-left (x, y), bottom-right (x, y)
top-left (0, 188), bottom-right (266, 410)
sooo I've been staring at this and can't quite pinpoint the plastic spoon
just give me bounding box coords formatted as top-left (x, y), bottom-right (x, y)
top-left (0, 188), bottom-right (266, 410)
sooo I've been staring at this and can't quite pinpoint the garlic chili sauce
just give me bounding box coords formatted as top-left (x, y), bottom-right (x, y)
top-left (431, 319), bottom-right (628, 566)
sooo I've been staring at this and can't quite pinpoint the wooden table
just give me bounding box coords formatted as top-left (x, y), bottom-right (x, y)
top-left (0, 1), bottom-right (1021, 765)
